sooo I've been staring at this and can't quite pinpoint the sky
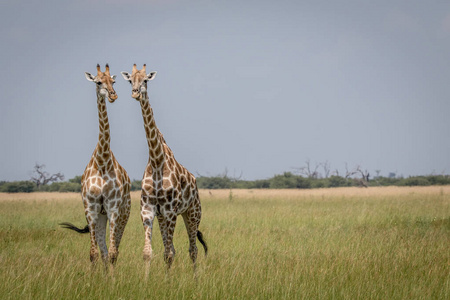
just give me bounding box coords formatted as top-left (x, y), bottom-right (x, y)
top-left (1, 0), bottom-right (450, 182)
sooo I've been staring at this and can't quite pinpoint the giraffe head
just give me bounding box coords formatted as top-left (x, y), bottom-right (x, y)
top-left (85, 64), bottom-right (118, 102)
top-left (121, 64), bottom-right (156, 100)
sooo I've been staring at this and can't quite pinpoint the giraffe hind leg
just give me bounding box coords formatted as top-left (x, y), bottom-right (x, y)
top-left (96, 213), bottom-right (108, 265)
top-left (107, 208), bottom-right (122, 265)
top-left (182, 211), bottom-right (200, 266)
top-left (113, 194), bottom-right (131, 254)
top-left (83, 196), bottom-right (106, 266)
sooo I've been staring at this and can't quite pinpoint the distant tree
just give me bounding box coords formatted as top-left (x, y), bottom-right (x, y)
top-left (270, 172), bottom-right (298, 189)
top-left (30, 163), bottom-right (64, 189)
top-left (327, 175), bottom-right (349, 188)
top-left (295, 159), bottom-right (321, 179)
top-left (251, 179), bottom-right (271, 189)
top-left (0, 181), bottom-right (36, 193)
top-left (375, 170), bottom-right (381, 178)
top-left (68, 176), bottom-right (82, 184)
top-left (398, 176), bottom-right (431, 187)
top-left (131, 180), bottom-right (142, 191)
top-left (322, 160), bottom-right (331, 178)
top-left (344, 163), bottom-right (358, 179)
top-left (355, 165), bottom-right (370, 188)
top-left (226, 168), bottom-right (243, 201)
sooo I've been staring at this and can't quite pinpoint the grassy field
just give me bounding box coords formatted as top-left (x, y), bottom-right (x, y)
top-left (0, 187), bottom-right (449, 299)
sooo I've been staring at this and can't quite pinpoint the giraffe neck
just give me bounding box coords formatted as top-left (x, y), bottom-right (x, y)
top-left (140, 94), bottom-right (166, 169)
top-left (96, 93), bottom-right (113, 168)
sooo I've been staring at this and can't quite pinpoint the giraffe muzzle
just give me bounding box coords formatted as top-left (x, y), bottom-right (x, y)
top-left (132, 89), bottom-right (140, 99)
top-left (108, 91), bottom-right (118, 102)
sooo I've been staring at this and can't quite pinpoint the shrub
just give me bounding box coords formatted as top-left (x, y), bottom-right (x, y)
top-left (0, 181), bottom-right (36, 193)
top-left (326, 176), bottom-right (349, 188)
top-left (131, 180), bottom-right (142, 191)
top-left (399, 177), bottom-right (431, 186)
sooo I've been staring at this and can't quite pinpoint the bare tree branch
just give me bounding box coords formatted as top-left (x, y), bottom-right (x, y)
top-left (355, 165), bottom-right (370, 188)
top-left (322, 160), bottom-right (331, 178)
top-left (30, 163), bottom-right (64, 189)
top-left (344, 162), bottom-right (358, 179)
top-left (294, 159), bottom-right (321, 179)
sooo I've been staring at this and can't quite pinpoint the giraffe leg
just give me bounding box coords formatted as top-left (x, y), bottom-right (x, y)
top-left (158, 214), bottom-right (176, 255)
top-left (84, 196), bottom-right (105, 267)
top-left (141, 200), bottom-right (156, 277)
top-left (163, 211), bottom-right (177, 269)
top-left (113, 194), bottom-right (131, 253)
top-left (182, 209), bottom-right (200, 267)
top-left (87, 219), bottom-right (99, 265)
top-left (158, 215), bottom-right (176, 267)
top-left (157, 214), bottom-right (167, 246)
top-left (107, 208), bottom-right (121, 265)
top-left (96, 213), bottom-right (109, 265)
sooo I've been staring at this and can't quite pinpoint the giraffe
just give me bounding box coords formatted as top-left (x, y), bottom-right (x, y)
top-left (60, 64), bottom-right (131, 269)
top-left (121, 64), bottom-right (207, 272)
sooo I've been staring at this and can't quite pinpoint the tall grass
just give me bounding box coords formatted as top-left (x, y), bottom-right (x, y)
top-left (0, 187), bottom-right (449, 299)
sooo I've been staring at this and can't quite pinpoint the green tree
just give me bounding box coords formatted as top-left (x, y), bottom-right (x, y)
top-left (0, 181), bottom-right (36, 193)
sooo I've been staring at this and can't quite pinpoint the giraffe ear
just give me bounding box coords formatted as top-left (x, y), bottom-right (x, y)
top-left (85, 72), bottom-right (96, 82)
top-left (121, 71), bottom-right (131, 81)
top-left (146, 71), bottom-right (157, 81)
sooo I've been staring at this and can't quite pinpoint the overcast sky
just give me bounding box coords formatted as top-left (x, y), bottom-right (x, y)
top-left (1, 0), bottom-right (450, 181)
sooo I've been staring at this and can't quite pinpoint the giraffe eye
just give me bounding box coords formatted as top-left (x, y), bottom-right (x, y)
top-left (128, 80), bottom-right (132, 84)
top-left (96, 81), bottom-right (102, 85)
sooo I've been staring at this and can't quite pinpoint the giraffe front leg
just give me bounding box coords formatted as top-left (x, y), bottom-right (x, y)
top-left (163, 211), bottom-right (178, 269)
top-left (141, 202), bottom-right (156, 277)
top-left (157, 215), bottom-right (168, 249)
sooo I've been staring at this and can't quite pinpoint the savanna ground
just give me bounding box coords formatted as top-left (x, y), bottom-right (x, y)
top-left (0, 186), bottom-right (449, 299)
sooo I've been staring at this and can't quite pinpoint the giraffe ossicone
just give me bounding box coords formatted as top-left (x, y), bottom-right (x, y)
top-left (121, 64), bottom-right (207, 272)
top-left (60, 64), bottom-right (131, 270)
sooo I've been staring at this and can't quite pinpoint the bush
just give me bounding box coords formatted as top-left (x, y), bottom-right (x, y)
top-left (57, 182), bottom-right (81, 192)
top-left (0, 181), bottom-right (36, 193)
top-left (399, 177), bottom-right (431, 187)
top-left (372, 176), bottom-right (402, 186)
top-left (131, 180), bottom-right (142, 191)
top-left (427, 175), bottom-right (450, 185)
top-left (253, 179), bottom-right (271, 189)
top-left (68, 176), bottom-right (82, 184)
top-left (269, 172), bottom-right (297, 189)
top-left (41, 182), bottom-right (81, 192)
top-left (197, 176), bottom-right (232, 189)
top-left (326, 176), bottom-right (350, 188)
top-left (1, 172), bottom-right (449, 193)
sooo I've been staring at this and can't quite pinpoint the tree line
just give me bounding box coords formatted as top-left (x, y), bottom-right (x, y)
top-left (2, 172), bottom-right (450, 193)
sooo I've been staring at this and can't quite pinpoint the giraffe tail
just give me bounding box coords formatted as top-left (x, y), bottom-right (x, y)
top-left (59, 222), bottom-right (90, 234)
top-left (197, 230), bottom-right (208, 256)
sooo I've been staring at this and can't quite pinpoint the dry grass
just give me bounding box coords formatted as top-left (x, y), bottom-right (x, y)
top-left (201, 185), bottom-right (450, 199)
top-left (0, 187), bottom-right (449, 299)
